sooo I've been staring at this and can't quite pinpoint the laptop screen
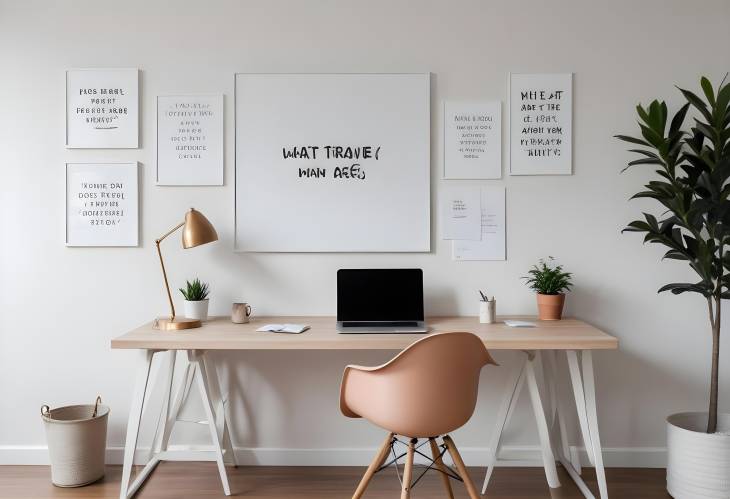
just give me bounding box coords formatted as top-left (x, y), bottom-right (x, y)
top-left (337, 269), bottom-right (424, 322)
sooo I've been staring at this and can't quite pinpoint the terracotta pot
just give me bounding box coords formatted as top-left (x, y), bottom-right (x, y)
top-left (536, 293), bottom-right (565, 320)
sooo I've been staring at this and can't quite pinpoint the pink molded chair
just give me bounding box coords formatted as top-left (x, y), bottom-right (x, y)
top-left (340, 332), bottom-right (497, 499)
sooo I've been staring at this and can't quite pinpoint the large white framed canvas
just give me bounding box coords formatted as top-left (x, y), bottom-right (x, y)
top-left (234, 73), bottom-right (431, 252)
top-left (509, 73), bottom-right (572, 175)
top-left (65, 68), bottom-right (139, 148)
top-left (444, 101), bottom-right (501, 179)
top-left (156, 94), bottom-right (224, 185)
top-left (66, 162), bottom-right (139, 247)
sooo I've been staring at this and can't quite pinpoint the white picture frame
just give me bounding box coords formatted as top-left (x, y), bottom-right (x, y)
top-left (234, 73), bottom-right (431, 253)
top-left (156, 94), bottom-right (224, 186)
top-left (509, 73), bottom-right (572, 175)
top-left (65, 68), bottom-right (139, 149)
top-left (444, 100), bottom-right (501, 179)
top-left (66, 162), bottom-right (139, 247)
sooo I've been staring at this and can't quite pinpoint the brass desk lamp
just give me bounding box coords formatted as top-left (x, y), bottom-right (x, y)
top-left (153, 208), bottom-right (218, 331)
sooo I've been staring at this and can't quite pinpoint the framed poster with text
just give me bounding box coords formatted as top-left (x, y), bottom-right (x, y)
top-left (65, 68), bottom-right (139, 148)
top-left (66, 162), bottom-right (139, 247)
top-left (234, 73), bottom-right (431, 252)
top-left (156, 94), bottom-right (224, 185)
top-left (509, 73), bottom-right (572, 175)
top-left (444, 100), bottom-right (501, 179)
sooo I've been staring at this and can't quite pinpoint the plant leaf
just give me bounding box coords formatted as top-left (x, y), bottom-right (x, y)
top-left (701, 76), bottom-right (716, 106)
top-left (615, 134), bottom-right (652, 147)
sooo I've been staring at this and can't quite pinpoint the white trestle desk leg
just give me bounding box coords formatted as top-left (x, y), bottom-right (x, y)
top-left (545, 351), bottom-right (599, 499)
top-left (541, 352), bottom-right (557, 427)
top-left (582, 351), bottom-right (608, 499)
top-left (119, 350), bottom-right (155, 499)
top-left (189, 350), bottom-right (231, 496)
top-left (201, 354), bottom-right (239, 467)
top-left (150, 351), bottom-right (176, 457)
top-left (481, 355), bottom-right (526, 494)
top-left (161, 359), bottom-right (194, 451)
top-left (525, 354), bottom-right (560, 488)
top-left (543, 351), bottom-right (571, 462)
top-left (220, 415), bottom-right (238, 467)
top-left (567, 351), bottom-right (595, 468)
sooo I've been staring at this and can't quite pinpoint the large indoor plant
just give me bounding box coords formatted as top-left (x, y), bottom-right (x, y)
top-left (617, 76), bottom-right (730, 498)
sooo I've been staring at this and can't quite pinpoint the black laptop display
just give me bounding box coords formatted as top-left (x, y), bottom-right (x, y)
top-left (337, 269), bottom-right (427, 333)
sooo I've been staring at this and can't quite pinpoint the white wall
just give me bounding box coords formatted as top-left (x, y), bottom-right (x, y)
top-left (1, 0), bottom-right (729, 466)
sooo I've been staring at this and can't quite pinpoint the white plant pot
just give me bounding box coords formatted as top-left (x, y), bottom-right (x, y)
top-left (183, 299), bottom-right (209, 322)
top-left (667, 412), bottom-right (730, 498)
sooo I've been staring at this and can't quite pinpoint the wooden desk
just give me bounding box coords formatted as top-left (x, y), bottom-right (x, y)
top-left (112, 316), bottom-right (617, 499)
top-left (112, 316), bottom-right (618, 351)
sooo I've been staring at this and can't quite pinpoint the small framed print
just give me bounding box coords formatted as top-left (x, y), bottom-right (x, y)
top-left (65, 68), bottom-right (139, 148)
top-left (509, 73), bottom-right (573, 175)
top-left (444, 100), bottom-right (502, 179)
top-left (156, 94), bottom-right (224, 185)
top-left (66, 162), bottom-right (139, 247)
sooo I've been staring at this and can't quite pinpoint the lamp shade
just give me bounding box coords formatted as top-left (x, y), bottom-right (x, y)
top-left (182, 208), bottom-right (218, 249)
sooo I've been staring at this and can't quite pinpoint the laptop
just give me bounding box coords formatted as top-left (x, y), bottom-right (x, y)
top-left (337, 269), bottom-right (428, 333)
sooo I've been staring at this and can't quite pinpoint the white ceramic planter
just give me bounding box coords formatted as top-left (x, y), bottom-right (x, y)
top-left (183, 299), bottom-right (209, 322)
top-left (667, 412), bottom-right (730, 498)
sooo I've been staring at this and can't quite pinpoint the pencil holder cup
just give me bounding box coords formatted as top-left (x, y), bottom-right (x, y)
top-left (479, 300), bottom-right (496, 324)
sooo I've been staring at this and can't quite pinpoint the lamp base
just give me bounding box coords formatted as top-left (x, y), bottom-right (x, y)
top-left (153, 317), bottom-right (202, 331)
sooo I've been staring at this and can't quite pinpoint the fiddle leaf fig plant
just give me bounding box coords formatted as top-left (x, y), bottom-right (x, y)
top-left (616, 76), bottom-right (730, 433)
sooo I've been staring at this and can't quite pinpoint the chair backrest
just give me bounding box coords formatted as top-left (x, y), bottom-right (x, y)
top-left (340, 332), bottom-right (497, 437)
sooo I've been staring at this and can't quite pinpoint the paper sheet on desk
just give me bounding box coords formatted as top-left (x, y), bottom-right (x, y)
top-left (440, 185), bottom-right (482, 240)
top-left (452, 186), bottom-right (505, 260)
top-left (256, 324), bottom-right (310, 334)
top-left (504, 320), bottom-right (536, 328)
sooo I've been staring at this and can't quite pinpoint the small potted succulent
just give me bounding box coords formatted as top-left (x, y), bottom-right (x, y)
top-left (523, 257), bottom-right (573, 320)
top-left (179, 278), bottom-right (210, 322)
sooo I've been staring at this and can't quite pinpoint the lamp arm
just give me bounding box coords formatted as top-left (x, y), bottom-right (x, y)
top-left (155, 221), bottom-right (185, 322)
top-left (157, 221), bottom-right (185, 243)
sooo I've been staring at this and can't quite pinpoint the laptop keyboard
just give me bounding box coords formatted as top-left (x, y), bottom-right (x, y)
top-left (342, 321), bottom-right (420, 328)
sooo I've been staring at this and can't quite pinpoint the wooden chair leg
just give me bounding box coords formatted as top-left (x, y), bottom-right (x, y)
top-left (443, 435), bottom-right (480, 499)
top-left (353, 432), bottom-right (394, 499)
top-left (400, 438), bottom-right (416, 499)
top-left (429, 438), bottom-right (454, 499)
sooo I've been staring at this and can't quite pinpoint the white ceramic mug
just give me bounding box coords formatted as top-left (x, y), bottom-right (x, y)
top-left (232, 302), bottom-right (253, 324)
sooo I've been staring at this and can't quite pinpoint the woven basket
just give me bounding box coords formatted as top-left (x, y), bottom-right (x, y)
top-left (41, 396), bottom-right (109, 487)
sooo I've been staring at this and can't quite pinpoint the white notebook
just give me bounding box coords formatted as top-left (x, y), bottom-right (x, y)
top-left (256, 324), bottom-right (310, 334)
top-left (503, 320), bottom-right (536, 328)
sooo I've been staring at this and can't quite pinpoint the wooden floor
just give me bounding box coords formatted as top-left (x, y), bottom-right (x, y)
top-left (0, 463), bottom-right (669, 498)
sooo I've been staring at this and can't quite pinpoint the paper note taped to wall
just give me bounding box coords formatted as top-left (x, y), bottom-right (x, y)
top-left (452, 186), bottom-right (506, 260)
top-left (440, 186), bottom-right (482, 240)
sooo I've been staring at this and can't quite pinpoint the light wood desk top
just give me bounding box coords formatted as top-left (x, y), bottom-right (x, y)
top-left (111, 316), bottom-right (618, 351)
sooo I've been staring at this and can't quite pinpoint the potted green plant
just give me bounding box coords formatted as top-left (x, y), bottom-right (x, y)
top-left (617, 76), bottom-right (730, 498)
top-left (522, 257), bottom-right (573, 320)
top-left (179, 278), bottom-right (210, 322)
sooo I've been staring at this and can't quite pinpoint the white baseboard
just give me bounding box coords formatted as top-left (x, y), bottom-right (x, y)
top-left (0, 444), bottom-right (666, 468)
